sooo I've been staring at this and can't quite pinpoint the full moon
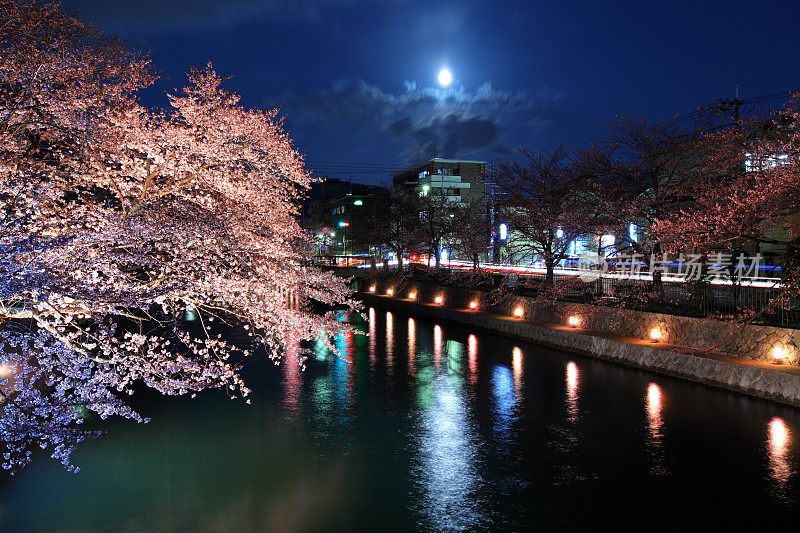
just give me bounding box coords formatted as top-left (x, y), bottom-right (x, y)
top-left (438, 68), bottom-right (452, 86)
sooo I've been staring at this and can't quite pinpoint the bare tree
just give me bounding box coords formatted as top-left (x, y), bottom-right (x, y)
top-left (452, 198), bottom-right (492, 270)
top-left (412, 186), bottom-right (465, 268)
top-left (492, 146), bottom-right (600, 285)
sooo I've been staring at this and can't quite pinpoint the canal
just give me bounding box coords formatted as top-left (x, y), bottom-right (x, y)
top-left (2, 306), bottom-right (799, 530)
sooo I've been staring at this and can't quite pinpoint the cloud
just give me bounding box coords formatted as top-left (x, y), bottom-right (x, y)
top-left (387, 114), bottom-right (510, 158)
top-left (267, 79), bottom-right (558, 160)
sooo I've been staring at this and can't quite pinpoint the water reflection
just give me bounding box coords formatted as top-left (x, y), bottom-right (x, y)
top-left (445, 339), bottom-right (467, 376)
top-left (512, 347), bottom-right (523, 396)
top-left (767, 417), bottom-right (793, 496)
top-left (492, 366), bottom-right (517, 425)
top-left (310, 328), bottom-right (357, 446)
top-left (333, 329), bottom-right (355, 409)
top-left (7, 309), bottom-right (800, 530)
top-left (492, 347), bottom-right (522, 435)
top-left (645, 382), bottom-right (669, 475)
top-left (468, 334), bottom-right (478, 384)
top-left (646, 383), bottom-right (663, 438)
top-left (433, 325), bottom-right (443, 369)
top-left (368, 307), bottom-right (376, 364)
top-left (413, 372), bottom-right (486, 530)
top-left (565, 361), bottom-right (579, 422)
top-left (408, 318), bottom-right (416, 372)
top-left (282, 339), bottom-right (302, 418)
top-left (385, 311), bottom-right (394, 372)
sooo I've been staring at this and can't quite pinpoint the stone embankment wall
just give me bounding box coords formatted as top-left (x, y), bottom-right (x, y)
top-left (359, 279), bottom-right (800, 366)
top-left (360, 292), bottom-right (800, 407)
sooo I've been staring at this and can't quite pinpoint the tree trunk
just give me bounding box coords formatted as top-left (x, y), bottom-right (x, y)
top-left (652, 242), bottom-right (664, 297)
top-left (545, 258), bottom-right (555, 286)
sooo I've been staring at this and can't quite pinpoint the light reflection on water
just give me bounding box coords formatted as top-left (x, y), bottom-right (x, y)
top-left (333, 329), bottom-right (355, 410)
top-left (308, 327), bottom-right (357, 443)
top-left (566, 361), bottom-right (579, 422)
top-left (368, 307), bottom-right (376, 364)
top-left (385, 311), bottom-right (394, 372)
top-left (413, 361), bottom-right (487, 530)
top-left (468, 334), bottom-right (478, 384)
top-left (512, 346), bottom-right (523, 397)
top-left (768, 417), bottom-right (793, 497)
top-left (645, 382), bottom-right (669, 476)
top-left (408, 318), bottom-right (416, 372)
top-left (646, 383), bottom-right (664, 442)
top-left (282, 339), bottom-right (302, 418)
top-left (3, 306), bottom-right (800, 531)
top-left (433, 324), bottom-right (443, 369)
top-left (492, 365), bottom-right (517, 427)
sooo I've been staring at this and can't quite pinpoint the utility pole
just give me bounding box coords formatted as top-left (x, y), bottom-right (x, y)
top-left (715, 80), bottom-right (744, 128)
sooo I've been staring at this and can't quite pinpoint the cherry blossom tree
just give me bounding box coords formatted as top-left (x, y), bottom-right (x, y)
top-left (1, 0), bottom-right (355, 473)
top-left (576, 116), bottom-right (712, 295)
top-left (653, 98), bottom-right (800, 293)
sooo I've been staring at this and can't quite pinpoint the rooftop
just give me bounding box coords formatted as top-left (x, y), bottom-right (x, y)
top-left (392, 158), bottom-right (487, 178)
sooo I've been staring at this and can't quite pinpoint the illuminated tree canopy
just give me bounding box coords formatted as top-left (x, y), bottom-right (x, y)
top-left (0, 0), bottom-right (356, 473)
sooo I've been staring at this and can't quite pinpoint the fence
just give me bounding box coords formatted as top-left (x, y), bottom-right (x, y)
top-left (336, 255), bottom-right (798, 325)
top-left (544, 273), bottom-right (797, 325)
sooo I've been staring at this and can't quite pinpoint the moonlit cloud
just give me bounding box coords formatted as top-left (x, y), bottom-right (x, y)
top-left (267, 79), bottom-right (559, 161)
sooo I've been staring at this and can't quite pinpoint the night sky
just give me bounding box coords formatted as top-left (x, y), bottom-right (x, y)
top-left (64, 0), bottom-right (800, 182)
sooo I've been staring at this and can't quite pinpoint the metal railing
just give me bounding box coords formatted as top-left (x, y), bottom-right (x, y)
top-left (345, 258), bottom-right (798, 326)
top-left (542, 273), bottom-right (796, 325)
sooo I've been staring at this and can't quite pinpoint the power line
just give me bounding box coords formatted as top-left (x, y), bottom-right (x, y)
top-left (306, 159), bottom-right (401, 179)
top-left (667, 86), bottom-right (794, 130)
top-left (307, 159), bottom-right (398, 168)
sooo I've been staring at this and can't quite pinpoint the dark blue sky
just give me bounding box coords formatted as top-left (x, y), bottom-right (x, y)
top-left (65, 0), bottom-right (800, 182)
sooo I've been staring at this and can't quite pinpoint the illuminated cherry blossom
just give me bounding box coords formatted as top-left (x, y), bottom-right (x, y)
top-left (1, 0), bottom-right (356, 473)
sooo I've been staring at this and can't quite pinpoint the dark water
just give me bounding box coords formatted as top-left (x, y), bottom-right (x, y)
top-left (2, 306), bottom-right (800, 531)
